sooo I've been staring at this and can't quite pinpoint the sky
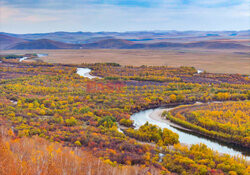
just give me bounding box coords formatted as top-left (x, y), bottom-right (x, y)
top-left (0, 0), bottom-right (249, 33)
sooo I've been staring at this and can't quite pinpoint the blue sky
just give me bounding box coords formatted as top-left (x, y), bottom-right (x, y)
top-left (0, 0), bottom-right (249, 33)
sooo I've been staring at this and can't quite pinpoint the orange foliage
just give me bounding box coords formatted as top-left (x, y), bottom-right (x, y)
top-left (0, 127), bottom-right (160, 175)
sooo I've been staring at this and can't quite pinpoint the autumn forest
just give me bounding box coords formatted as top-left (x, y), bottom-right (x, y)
top-left (0, 56), bottom-right (249, 175)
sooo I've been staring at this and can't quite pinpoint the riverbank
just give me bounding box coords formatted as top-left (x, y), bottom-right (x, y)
top-left (20, 53), bottom-right (48, 62)
top-left (131, 106), bottom-right (250, 159)
top-left (148, 108), bottom-right (192, 132)
top-left (164, 102), bottom-right (250, 151)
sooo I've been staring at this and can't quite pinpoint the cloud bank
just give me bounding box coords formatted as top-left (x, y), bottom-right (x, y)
top-left (0, 0), bottom-right (249, 33)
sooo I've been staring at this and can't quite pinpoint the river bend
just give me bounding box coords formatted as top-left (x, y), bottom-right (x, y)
top-left (77, 68), bottom-right (249, 160)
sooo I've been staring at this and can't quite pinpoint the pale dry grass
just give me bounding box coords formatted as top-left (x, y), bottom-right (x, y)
top-left (1, 49), bottom-right (249, 74)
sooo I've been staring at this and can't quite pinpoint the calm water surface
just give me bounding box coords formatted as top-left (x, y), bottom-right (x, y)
top-left (131, 108), bottom-right (249, 160)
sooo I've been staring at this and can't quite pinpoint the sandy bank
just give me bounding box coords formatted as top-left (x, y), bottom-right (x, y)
top-left (148, 108), bottom-right (192, 132)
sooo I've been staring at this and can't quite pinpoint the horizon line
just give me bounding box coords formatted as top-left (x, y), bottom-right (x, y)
top-left (1, 29), bottom-right (250, 35)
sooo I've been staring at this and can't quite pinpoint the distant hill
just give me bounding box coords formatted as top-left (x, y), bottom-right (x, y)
top-left (185, 41), bottom-right (249, 49)
top-left (81, 39), bottom-right (249, 49)
top-left (6, 38), bottom-right (249, 50)
top-left (1, 30), bottom-right (249, 44)
top-left (8, 39), bottom-right (81, 50)
top-left (2, 30), bottom-right (249, 50)
top-left (0, 34), bottom-right (27, 49)
top-left (0, 31), bottom-right (102, 44)
top-left (81, 39), bottom-right (134, 49)
top-left (82, 36), bottom-right (115, 44)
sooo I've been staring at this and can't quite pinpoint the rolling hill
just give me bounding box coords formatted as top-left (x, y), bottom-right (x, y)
top-left (1, 30), bottom-right (249, 50)
top-left (80, 39), bottom-right (134, 49)
top-left (7, 39), bottom-right (81, 50)
top-left (0, 34), bottom-right (27, 49)
top-left (81, 39), bottom-right (249, 49)
top-left (1, 30), bottom-right (249, 44)
top-left (5, 38), bottom-right (249, 50)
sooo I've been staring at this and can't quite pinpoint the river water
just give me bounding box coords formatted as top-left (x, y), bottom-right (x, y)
top-left (76, 68), bottom-right (101, 79)
top-left (77, 68), bottom-right (249, 160)
top-left (19, 57), bottom-right (28, 62)
top-left (19, 53), bottom-right (48, 62)
top-left (131, 107), bottom-right (249, 159)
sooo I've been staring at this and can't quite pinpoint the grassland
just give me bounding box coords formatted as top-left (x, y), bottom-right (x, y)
top-left (1, 49), bottom-right (249, 74)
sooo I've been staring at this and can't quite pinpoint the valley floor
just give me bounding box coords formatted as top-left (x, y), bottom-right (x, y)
top-left (1, 49), bottom-right (250, 74)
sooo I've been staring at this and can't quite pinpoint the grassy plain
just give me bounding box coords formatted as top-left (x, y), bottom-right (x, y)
top-left (1, 49), bottom-right (249, 74)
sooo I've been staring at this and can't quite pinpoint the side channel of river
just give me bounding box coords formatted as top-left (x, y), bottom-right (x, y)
top-left (76, 68), bottom-right (101, 79)
top-left (19, 53), bottom-right (48, 62)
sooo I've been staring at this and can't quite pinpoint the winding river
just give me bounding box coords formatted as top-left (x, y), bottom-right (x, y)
top-left (131, 108), bottom-right (249, 159)
top-left (19, 53), bottom-right (48, 62)
top-left (77, 68), bottom-right (249, 160)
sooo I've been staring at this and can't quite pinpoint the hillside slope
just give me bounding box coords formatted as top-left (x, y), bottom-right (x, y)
top-left (0, 34), bottom-right (27, 49)
top-left (5, 38), bottom-right (249, 50)
top-left (8, 39), bottom-right (81, 49)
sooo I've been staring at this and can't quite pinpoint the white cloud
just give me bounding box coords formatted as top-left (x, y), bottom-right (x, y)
top-left (0, 6), bottom-right (19, 22)
top-left (17, 15), bottom-right (59, 22)
top-left (0, 4), bottom-right (61, 22)
top-left (0, 0), bottom-right (249, 33)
